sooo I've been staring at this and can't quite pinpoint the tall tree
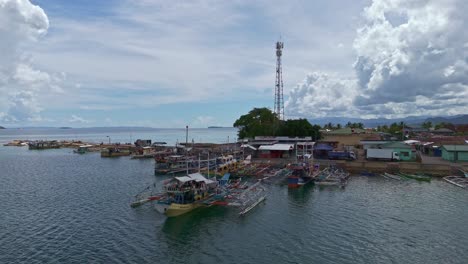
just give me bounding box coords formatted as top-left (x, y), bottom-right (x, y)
top-left (233, 108), bottom-right (279, 139)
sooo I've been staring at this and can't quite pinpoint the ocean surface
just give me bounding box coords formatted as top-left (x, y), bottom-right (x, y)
top-left (1, 128), bottom-right (468, 263)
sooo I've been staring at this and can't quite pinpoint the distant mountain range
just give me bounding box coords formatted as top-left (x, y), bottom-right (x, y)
top-left (308, 115), bottom-right (468, 127)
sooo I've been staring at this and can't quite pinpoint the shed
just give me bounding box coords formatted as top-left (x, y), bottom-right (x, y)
top-left (441, 145), bottom-right (468, 162)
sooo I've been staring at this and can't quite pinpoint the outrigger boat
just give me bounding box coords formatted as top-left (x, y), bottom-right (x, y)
top-left (131, 172), bottom-right (267, 217)
top-left (153, 173), bottom-right (218, 217)
top-left (443, 170), bottom-right (468, 188)
top-left (315, 166), bottom-right (349, 187)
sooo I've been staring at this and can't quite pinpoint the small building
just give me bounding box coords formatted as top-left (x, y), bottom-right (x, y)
top-left (258, 144), bottom-right (294, 159)
top-left (379, 142), bottom-right (415, 161)
top-left (441, 145), bottom-right (468, 162)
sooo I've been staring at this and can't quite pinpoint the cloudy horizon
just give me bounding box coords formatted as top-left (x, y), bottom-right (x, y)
top-left (0, 0), bottom-right (466, 128)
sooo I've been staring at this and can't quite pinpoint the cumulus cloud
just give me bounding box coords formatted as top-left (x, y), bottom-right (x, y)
top-left (286, 72), bottom-right (358, 118)
top-left (0, 0), bottom-right (63, 123)
top-left (287, 0), bottom-right (468, 118)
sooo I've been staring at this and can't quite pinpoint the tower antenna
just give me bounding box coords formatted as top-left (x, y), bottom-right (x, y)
top-left (274, 40), bottom-right (284, 120)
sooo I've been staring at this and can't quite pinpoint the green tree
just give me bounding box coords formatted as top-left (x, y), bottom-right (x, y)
top-left (422, 121), bottom-right (432, 129)
top-left (336, 123), bottom-right (342, 129)
top-left (277, 119), bottom-right (321, 139)
top-left (233, 108), bottom-right (279, 139)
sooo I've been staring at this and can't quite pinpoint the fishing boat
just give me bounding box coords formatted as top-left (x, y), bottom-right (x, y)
top-left (153, 173), bottom-right (218, 217)
top-left (287, 163), bottom-right (320, 188)
top-left (443, 176), bottom-right (468, 188)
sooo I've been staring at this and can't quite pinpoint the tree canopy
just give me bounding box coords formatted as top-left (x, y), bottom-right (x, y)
top-left (233, 108), bottom-right (279, 139)
top-left (233, 108), bottom-right (321, 140)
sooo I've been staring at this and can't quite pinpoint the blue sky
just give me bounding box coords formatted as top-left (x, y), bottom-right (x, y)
top-left (1, 0), bottom-right (467, 127)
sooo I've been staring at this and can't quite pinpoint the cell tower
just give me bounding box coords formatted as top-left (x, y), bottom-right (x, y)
top-left (274, 40), bottom-right (284, 121)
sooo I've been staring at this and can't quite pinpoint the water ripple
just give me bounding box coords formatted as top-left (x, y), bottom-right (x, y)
top-left (1, 147), bottom-right (468, 263)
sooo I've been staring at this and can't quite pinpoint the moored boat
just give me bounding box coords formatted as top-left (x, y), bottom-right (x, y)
top-left (74, 144), bottom-right (94, 154)
top-left (398, 173), bottom-right (431, 182)
top-left (154, 172), bottom-right (218, 217)
top-left (287, 163), bottom-right (320, 188)
top-left (443, 176), bottom-right (468, 188)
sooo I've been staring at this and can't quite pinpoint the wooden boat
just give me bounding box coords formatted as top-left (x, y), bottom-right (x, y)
top-left (398, 173), bottom-right (431, 182)
top-left (443, 176), bottom-right (468, 188)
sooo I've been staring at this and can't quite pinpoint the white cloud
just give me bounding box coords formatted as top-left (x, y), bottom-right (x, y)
top-left (0, 0), bottom-right (64, 123)
top-left (287, 0), bottom-right (468, 118)
top-left (286, 72), bottom-right (358, 118)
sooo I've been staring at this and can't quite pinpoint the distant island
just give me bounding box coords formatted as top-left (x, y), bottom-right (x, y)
top-left (0, 126), bottom-right (5, 129)
top-left (59, 127), bottom-right (72, 129)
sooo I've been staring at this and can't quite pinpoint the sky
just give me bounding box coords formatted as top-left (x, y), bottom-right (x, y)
top-left (0, 0), bottom-right (467, 128)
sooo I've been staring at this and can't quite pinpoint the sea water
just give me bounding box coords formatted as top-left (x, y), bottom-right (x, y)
top-left (1, 128), bottom-right (468, 263)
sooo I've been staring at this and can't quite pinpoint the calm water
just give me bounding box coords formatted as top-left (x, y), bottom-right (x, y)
top-left (0, 127), bottom-right (238, 145)
top-left (1, 129), bottom-right (468, 263)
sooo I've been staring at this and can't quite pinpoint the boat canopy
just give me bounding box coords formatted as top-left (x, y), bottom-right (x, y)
top-left (79, 145), bottom-right (93, 148)
top-left (241, 144), bottom-right (257, 150)
top-left (175, 173), bottom-right (215, 184)
top-left (258, 144), bottom-right (294, 151)
top-left (175, 176), bottom-right (192, 183)
top-left (188, 173), bottom-right (215, 184)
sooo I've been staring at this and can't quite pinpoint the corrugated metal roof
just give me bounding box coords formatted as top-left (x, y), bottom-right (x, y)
top-left (258, 144), bottom-right (294, 151)
top-left (381, 142), bottom-right (412, 149)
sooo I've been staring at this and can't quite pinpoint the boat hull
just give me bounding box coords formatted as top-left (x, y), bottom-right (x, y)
top-left (287, 176), bottom-right (313, 188)
top-left (155, 202), bottom-right (205, 217)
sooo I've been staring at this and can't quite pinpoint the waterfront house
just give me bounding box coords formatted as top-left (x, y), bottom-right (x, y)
top-left (441, 145), bottom-right (468, 162)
